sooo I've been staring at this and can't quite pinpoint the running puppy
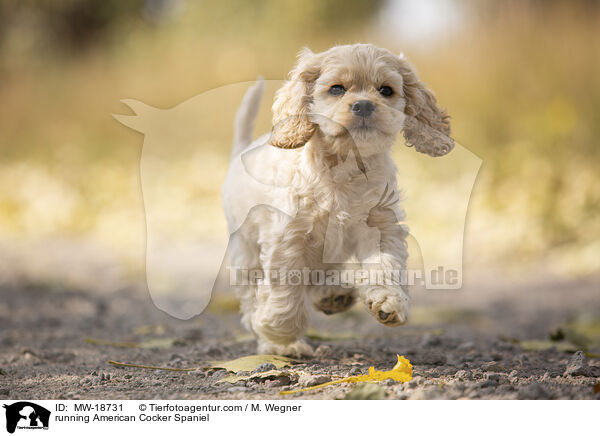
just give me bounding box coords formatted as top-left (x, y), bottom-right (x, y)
top-left (223, 44), bottom-right (453, 356)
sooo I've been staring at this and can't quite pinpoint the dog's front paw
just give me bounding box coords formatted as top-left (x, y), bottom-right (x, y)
top-left (311, 287), bottom-right (356, 315)
top-left (363, 287), bottom-right (409, 326)
top-left (257, 339), bottom-right (314, 358)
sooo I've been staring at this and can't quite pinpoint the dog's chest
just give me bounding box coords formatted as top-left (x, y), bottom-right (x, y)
top-left (295, 170), bottom-right (385, 232)
top-left (328, 166), bottom-right (384, 217)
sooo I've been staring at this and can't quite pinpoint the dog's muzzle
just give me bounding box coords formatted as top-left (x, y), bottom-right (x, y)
top-left (351, 100), bottom-right (375, 118)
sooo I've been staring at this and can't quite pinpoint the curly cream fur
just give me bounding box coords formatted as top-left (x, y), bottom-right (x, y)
top-left (271, 48), bottom-right (320, 149)
top-left (223, 44), bottom-right (453, 357)
top-left (397, 56), bottom-right (454, 156)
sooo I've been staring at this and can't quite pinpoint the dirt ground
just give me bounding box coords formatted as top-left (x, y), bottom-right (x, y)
top-left (1, 273), bottom-right (599, 400)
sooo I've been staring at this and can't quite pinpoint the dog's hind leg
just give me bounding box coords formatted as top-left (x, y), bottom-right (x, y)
top-left (250, 224), bottom-right (315, 357)
top-left (228, 230), bottom-right (261, 335)
top-left (251, 280), bottom-right (313, 357)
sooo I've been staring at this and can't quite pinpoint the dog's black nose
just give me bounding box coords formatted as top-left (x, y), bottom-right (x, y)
top-left (351, 100), bottom-right (375, 117)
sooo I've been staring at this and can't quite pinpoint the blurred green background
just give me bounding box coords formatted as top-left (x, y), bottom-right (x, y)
top-left (0, 0), bottom-right (598, 291)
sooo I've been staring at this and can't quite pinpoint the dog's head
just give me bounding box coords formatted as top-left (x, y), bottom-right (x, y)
top-left (271, 44), bottom-right (453, 157)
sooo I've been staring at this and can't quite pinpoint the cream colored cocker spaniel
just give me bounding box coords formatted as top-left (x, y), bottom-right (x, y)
top-left (222, 44), bottom-right (453, 356)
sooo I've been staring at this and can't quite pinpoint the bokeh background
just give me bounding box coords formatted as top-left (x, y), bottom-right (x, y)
top-left (0, 0), bottom-right (599, 294)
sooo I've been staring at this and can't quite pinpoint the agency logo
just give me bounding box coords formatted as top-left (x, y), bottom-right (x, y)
top-left (114, 80), bottom-right (481, 320)
top-left (3, 402), bottom-right (50, 434)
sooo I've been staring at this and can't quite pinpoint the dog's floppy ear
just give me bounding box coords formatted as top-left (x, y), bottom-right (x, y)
top-left (271, 48), bottom-right (321, 149)
top-left (398, 55), bottom-right (454, 157)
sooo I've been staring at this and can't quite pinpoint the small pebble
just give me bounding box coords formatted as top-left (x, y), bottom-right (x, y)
top-left (349, 367), bottom-right (363, 376)
top-left (482, 361), bottom-right (506, 372)
top-left (272, 375), bottom-right (293, 387)
top-left (455, 369), bottom-right (472, 381)
top-left (407, 376), bottom-right (424, 388)
top-left (299, 374), bottom-right (332, 387)
top-left (211, 370), bottom-right (228, 378)
top-left (253, 363), bottom-right (276, 373)
top-left (486, 373), bottom-right (501, 382)
top-left (564, 351), bottom-right (590, 377)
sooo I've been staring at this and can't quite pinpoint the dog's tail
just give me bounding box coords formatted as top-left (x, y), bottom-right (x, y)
top-left (232, 78), bottom-right (265, 158)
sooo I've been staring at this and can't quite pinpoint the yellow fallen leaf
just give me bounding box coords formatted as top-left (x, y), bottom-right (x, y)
top-left (217, 369), bottom-right (296, 384)
top-left (85, 337), bottom-right (181, 349)
top-left (279, 355), bottom-right (412, 396)
top-left (133, 324), bottom-right (167, 336)
top-left (85, 338), bottom-right (139, 348)
top-left (519, 340), bottom-right (579, 353)
top-left (208, 354), bottom-right (297, 372)
top-left (108, 360), bottom-right (198, 372)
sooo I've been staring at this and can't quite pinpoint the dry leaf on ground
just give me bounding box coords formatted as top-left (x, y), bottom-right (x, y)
top-left (85, 337), bottom-right (182, 349)
top-left (280, 355), bottom-right (412, 396)
top-left (208, 354), bottom-right (297, 372)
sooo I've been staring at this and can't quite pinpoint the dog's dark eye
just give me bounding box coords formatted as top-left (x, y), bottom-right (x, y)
top-left (378, 86), bottom-right (394, 97)
top-left (329, 85), bottom-right (346, 96)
